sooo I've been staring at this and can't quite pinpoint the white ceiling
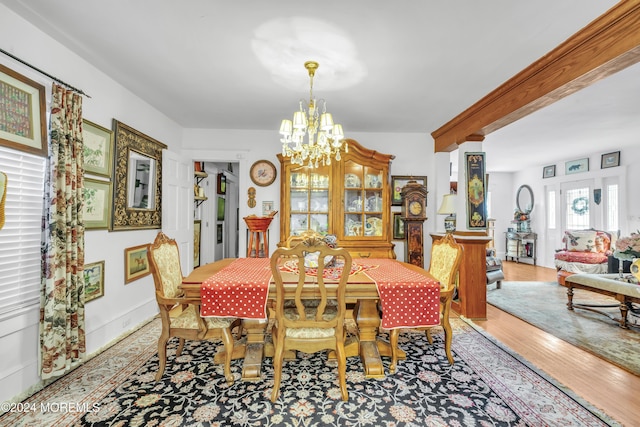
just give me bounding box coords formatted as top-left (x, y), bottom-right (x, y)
top-left (3, 0), bottom-right (636, 173)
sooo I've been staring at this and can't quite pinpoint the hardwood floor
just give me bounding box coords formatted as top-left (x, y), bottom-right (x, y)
top-left (467, 261), bottom-right (639, 426)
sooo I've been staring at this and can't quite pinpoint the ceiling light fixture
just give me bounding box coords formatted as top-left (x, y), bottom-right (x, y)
top-left (279, 61), bottom-right (347, 167)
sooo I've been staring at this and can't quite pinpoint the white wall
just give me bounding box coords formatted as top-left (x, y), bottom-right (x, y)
top-left (489, 146), bottom-right (639, 269)
top-left (183, 130), bottom-right (437, 262)
top-left (0, 5), bottom-right (183, 403)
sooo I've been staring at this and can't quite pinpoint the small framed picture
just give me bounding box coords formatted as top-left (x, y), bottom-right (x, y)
top-left (601, 151), bottom-right (620, 169)
top-left (542, 165), bottom-right (556, 179)
top-left (392, 212), bottom-right (405, 240)
top-left (84, 260), bottom-right (105, 302)
top-left (391, 175), bottom-right (427, 206)
top-left (82, 119), bottom-right (114, 178)
top-left (124, 244), bottom-right (150, 283)
top-left (217, 173), bottom-right (226, 194)
top-left (0, 64), bottom-right (47, 156)
top-left (262, 200), bottom-right (274, 216)
top-left (565, 158), bottom-right (589, 175)
top-left (217, 223), bottom-right (223, 244)
top-left (83, 178), bottom-right (112, 229)
top-left (217, 197), bottom-right (225, 221)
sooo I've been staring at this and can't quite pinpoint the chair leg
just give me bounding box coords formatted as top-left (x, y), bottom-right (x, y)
top-left (220, 327), bottom-right (235, 384)
top-left (335, 340), bottom-right (348, 401)
top-left (270, 327), bottom-right (284, 402)
top-left (176, 338), bottom-right (185, 356)
top-left (442, 319), bottom-right (454, 365)
top-left (156, 333), bottom-right (169, 381)
top-left (425, 328), bottom-right (434, 345)
top-left (389, 329), bottom-right (399, 374)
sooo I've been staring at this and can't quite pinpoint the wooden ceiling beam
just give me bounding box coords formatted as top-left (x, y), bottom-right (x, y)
top-left (431, 1), bottom-right (640, 153)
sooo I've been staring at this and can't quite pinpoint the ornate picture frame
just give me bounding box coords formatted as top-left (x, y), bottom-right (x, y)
top-left (392, 212), bottom-right (405, 240)
top-left (83, 177), bottom-right (112, 229)
top-left (82, 119), bottom-right (114, 178)
top-left (124, 244), bottom-right (150, 283)
top-left (391, 175), bottom-right (427, 206)
top-left (0, 64), bottom-right (47, 157)
top-left (84, 260), bottom-right (105, 302)
top-left (111, 120), bottom-right (167, 231)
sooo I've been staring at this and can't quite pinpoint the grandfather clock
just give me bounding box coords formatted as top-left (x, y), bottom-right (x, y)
top-left (401, 180), bottom-right (428, 268)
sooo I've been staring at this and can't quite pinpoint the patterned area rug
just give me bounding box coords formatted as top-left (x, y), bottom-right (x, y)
top-left (1, 317), bottom-right (620, 426)
top-left (487, 281), bottom-right (640, 376)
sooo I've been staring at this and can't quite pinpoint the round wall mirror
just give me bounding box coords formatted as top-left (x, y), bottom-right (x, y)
top-left (516, 185), bottom-right (534, 214)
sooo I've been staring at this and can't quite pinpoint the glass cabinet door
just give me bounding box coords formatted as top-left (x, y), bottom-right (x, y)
top-left (343, 162), bottom-right (384, 238)
top-left (289, 166), bottom-right (330, 236)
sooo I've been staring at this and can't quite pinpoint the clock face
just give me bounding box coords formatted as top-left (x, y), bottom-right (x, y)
top-left (409, 200), bottom-right (423, 216)
top-left (250, 160), bottom-right (277, 187)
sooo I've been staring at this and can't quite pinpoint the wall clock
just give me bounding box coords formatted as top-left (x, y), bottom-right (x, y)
top-left (250, 160), bottom-right (277, 187)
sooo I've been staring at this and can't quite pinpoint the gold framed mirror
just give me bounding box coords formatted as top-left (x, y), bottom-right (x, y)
top-left (111, 120), bottom-right (167, 230)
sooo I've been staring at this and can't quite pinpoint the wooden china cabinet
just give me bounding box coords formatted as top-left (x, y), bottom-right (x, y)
top-left (277, 139), bottom-right (396, 259)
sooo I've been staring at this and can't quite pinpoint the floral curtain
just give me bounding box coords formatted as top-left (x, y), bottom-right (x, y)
top-left (40, 83), bottom-right (86, 380)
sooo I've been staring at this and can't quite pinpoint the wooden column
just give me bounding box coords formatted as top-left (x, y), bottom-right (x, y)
top-left (431, 233), bottom-right (491, 320)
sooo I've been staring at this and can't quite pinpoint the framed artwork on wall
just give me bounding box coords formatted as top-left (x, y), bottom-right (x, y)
top-left (217, 172), bottom-right (226, 194)
top-left (601, 151), bottom-right (620, 169)
top-left (83, 260), bottom-right (105, 302)
top-left (392, 212), bottom-right (405, 240)
top-left (217, 223), bottom-right (223, 244)
top-left (217, 197), bottom-right (225, 221)
top-left (565, 158), bottom-right (589, 175)
top-left (194, 219), bottom-right (201, 268)
top-left (124, 244), bottom-right (150, 283)
top-left (262, 200), bottom-right (274, 216)
top-left (542, 165), bottom-right (556, 178)
top-left (465, 152), bottom-right (487, 230)
top-left (391, 175), bottom-right (427, 206)
top-left (0, 64), bottom-right (47, 157)
top-left (83, 177), bottom-right (112, 229)
top-left (82, 119), bottom-right (114, 178)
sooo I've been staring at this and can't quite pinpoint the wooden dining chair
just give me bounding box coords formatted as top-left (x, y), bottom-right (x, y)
top-left (147, 232), bottom-right (239, 383)
top-left (389, 232), bottom-right (463, 373)
top-left (269, 234), bottom-right (352, 402)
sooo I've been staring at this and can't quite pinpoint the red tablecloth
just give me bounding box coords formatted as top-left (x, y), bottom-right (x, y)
top-left (200, 258), bottom-right (272, 319)
top-left (364, 259), bottom-right (441, 329)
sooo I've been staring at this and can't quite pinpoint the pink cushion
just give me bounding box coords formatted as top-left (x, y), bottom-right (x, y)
top-left (554, 250), bottom-right (608, 264)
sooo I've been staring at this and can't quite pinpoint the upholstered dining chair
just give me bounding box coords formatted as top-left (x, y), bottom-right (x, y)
top-left (389, 232), bottom-right (463, 373)
top-left (269, 234), bottom-right (352, 402)
top-left (147, 232), bottom-right (239, 384)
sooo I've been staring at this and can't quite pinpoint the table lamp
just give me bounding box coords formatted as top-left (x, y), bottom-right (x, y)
top-left (437, 194), bottom-right (457, 232)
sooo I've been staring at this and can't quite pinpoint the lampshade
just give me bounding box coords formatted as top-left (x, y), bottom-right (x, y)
top-left (438, 194), bottom-right (457, 232)
top-left (437, 194), bottom-right (457, 215)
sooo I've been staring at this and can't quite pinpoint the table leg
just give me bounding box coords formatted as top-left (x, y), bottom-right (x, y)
top-left (344, 299), bottom-right (404, 378)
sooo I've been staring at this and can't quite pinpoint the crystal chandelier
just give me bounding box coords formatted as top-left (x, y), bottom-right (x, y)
top-left (279, 61), bottom-right (347, 167)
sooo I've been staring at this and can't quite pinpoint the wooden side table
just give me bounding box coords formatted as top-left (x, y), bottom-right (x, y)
top-left (244, 216), bottom-right (274, 258)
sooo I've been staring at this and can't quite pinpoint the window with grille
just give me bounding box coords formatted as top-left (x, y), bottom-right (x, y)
top-left (0, 146), bottom-right (45, 319)
top-left (565, 187), bottom-right (590, 230)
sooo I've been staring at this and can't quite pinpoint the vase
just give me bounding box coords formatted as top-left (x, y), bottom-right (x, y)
top-left (631, 258), bottom-right (640, 282)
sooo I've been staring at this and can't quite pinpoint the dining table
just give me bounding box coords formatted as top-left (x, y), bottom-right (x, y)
top-left (181, 257), bottom-right (440, 381)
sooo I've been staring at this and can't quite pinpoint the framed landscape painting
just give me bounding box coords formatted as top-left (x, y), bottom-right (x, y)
top-left (392, 212), bottom-right (405, 240)
top-left (124, 244), bottom-right (150, 283)
top-left (84, 260), bottom-right (105, 302)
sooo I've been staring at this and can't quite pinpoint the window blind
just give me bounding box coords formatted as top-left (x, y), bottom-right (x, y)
top-left (0, 146), bottom-right (45, 318)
